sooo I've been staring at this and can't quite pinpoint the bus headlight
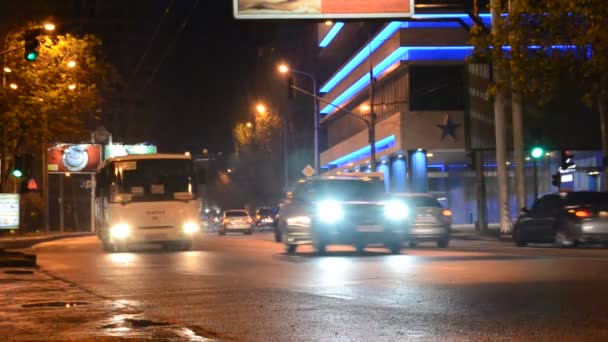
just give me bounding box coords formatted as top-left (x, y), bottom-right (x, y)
top-left (182, 221), bottom-right (200, 234)
top-left (317, 200), bottom-right (344, 224)
top-left (110, 223), bottom-right (131, 239)
top-left (384, 201), bottom-right (409, 221)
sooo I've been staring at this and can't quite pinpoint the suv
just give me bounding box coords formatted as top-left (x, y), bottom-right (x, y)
top-left (255, 207), bottom-right (275, 230)
top-left (277, 177), bottom-right (411, 255)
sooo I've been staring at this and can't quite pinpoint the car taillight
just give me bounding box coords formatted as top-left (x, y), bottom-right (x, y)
top-left (222, 218), bottom-right (229, 224)
top-left (442, 209), bottom-right (453, 217)
top-left (256, 215), bottom-right (261, 220)
top-left (247, 217), bottom-right (253, 224)
top-left (575, 210), bottom-right (592, 218)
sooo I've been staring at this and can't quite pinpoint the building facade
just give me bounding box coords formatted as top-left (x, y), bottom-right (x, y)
top-left (315, 13), bottom-right (604, 225)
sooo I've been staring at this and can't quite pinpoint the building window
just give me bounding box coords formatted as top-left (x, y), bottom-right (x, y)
top-left (409, 65), bottom-right (465, 111)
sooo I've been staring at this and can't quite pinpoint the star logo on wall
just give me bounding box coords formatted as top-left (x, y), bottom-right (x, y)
top-left (436, 115), bottom-right (461, 141)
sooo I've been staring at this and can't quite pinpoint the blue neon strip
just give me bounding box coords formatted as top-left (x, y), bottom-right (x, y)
top-left (320, 14), bottom-right (492, 94)
top-left (319, 22), bottom-right (344, 48)
top-left (326, 135), bottom-right (396, 168)
top-left (320, 46), bottom-right (473, 114)
top-left (320, 22), bottom-right (402, 93)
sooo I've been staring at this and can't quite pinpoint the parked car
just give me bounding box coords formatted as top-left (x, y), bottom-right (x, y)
top-left (513, 191), bottom-right (608, 247)
top-left (277, 177), bottom-right (411, 255)
top-left (220, 210), bottom-right (254, 235)
top-left (255, 207), bottom-right (275, 231)
top-left (395, 193), bottom-right (452, 248)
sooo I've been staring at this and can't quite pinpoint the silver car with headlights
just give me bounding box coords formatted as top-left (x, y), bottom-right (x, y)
top-left (396, 193), bottom-right (451, 248)
top-left (277, 178), bottom-right (411, 255)
top-left (220, 210), bottom-right (254, 235)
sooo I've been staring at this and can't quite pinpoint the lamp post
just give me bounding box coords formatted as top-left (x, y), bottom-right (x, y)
top-left (531, 147), bottom-right (544, 201)
top-left (278, 64), bottom-right (319, 175)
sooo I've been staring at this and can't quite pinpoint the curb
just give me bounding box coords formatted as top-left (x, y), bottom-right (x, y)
top-left (0, 232), bottom-right (95, 250)
top-left (0, 251), bottom-right (36, 267)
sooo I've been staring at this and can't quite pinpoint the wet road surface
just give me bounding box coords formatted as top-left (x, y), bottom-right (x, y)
top-left (18, 233), bottom-right (608, 341)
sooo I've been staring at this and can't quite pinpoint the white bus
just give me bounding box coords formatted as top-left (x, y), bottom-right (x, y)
top-left (95, 154), bottom-right (201, 252)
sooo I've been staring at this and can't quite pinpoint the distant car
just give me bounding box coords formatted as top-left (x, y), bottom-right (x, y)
top-left (220, 210), bottom-right (254, 235)
top-left (513, 191), bottom-right (608, 247)
top-left (277, 177), bottom-right (411, 255)
top-left (396, 193), bottom-right (451, 248)
top-left (255, 207), bottom-right (275, 231)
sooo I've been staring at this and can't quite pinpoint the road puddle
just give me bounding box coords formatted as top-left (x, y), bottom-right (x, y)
top-left (22, 301), bottom-right (90, 308)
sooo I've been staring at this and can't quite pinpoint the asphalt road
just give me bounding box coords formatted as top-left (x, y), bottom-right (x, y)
top-left (26, 232), bottom-right (608, 341)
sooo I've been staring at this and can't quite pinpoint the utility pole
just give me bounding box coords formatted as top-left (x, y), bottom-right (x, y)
top-left (368, 34), bottom-right (377, 172)
top-left (491, 0), bottom-right (511, 234)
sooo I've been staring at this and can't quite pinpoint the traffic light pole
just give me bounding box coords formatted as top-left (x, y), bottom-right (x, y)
top-left (533, 159), bottom-right (538, 201)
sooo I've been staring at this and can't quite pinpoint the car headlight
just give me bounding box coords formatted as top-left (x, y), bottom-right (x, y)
top-left (182, 221), bottom-right (200, 234)
top-left (317, 200), bottom-right (344, 223)
top-left (110, 223), bottom-right (130, 239)
top-left (384, 201), bottom-right (409, 220)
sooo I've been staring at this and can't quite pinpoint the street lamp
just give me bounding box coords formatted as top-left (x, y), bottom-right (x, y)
top-left (68, 83), bottom-right (76, 90)
top-left (3, 67), bottom-right (10, 73)
top-left (256, 103), bottom-right (267, 116)
top-left (277, 63), bottom-right (319, 174)
top-left (246, 122), bottom-right (252, 128)
top-left (9, 83), bottom-right (17, 90)
top-left (67, 60), bottom-right (76, 68)
top-left (43, 23), bottom-right (56, 31)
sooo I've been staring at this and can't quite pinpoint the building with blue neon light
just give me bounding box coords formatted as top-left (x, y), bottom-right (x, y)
top-left (312, 8), bottom-right (601, 226)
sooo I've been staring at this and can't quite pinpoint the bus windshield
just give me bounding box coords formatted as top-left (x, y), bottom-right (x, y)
top-left (110, 159), bottom-right (196, 203)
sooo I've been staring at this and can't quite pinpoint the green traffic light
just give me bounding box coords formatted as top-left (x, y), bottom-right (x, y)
top-left (25, 51), bottom-right (38, 61)
top-left (12, 169), bottom-right (23, 178)
top-left (531, 147), bottom-right (544, 159)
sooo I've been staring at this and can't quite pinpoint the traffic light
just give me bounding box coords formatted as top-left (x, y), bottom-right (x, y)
top-left (560, 150), bottom-right (575, 171)
top-left (287, 76), bottom-right (296, 99)
top-left (12, 155), bottom-right (24, 178)
top-left (530, 146), bottom-right (544, 159)
top-left (24, 29), bottom-right (41, 61)
top-left (551, 174), bottom-right (561, 188)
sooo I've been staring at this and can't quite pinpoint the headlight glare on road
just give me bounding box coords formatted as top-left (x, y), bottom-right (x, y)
top-left (182, 221), bottom-right (200, 234)
top-left (110, 223), bottom-right (130, 239)
top-left (384, 200), bottom-right (409, 220)
top-left (317, 200), bottom-right (344, 223)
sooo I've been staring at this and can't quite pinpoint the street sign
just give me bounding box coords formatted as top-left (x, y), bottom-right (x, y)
top-left (302, 164), bottom-right (316, 178)
top-left (233, 0), bottom-right (414, 19)
top-left (0, 194), bottom-right (19, 230)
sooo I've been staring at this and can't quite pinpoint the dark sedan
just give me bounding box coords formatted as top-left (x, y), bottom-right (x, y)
top-left (513, 191), bottom-right (608, 247)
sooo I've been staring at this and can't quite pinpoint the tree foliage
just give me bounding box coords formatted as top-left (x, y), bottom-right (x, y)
top-left (0, 25), bottom-right (117, 191)
top-left (470, 0), bottom-right (607, 106)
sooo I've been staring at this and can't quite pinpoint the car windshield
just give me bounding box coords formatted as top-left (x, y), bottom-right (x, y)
top-left (310, 179), bottom-right (385, 201)
top-left (226, 211), bottom-right (248, 217)
top-left (110, 159), bottom-right (195, 203)
top-left (565, 192), bottom-right (608, 207)
top-left (258, 209), bottom-right (273, 216)
top-left (406, 196), bottom-right (443, 208)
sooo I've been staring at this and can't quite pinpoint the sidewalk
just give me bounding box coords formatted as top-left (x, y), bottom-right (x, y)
top-left (0, 232), bottom-right (95, 250)
top-left (0, 267), bottom-right (219, 341)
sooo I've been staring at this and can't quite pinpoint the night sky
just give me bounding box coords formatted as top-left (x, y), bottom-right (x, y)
top-left (1, 0), bottom-right (312, 154)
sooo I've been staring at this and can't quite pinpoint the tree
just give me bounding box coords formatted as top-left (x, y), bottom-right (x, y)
top-left (0, 25), bottom-right (117, 192)
top-left (471, 0), bottom-right (608, 184)
top-left (231, 109), bottom-right (283, 207)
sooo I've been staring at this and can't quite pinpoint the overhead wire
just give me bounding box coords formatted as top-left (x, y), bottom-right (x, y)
top-left (124, 0), bottom-right (175, 94)
top-left (139, 0), bottom-right (200, 94)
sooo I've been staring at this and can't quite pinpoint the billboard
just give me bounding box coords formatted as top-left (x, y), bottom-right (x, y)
top-left (47, 144), bottom-right (102, 174)
top-left (104, 144), bottom-right (157, 160)
top-left (234, 0), bottom-right (414, 19)
top-left (0, 194), bottom-right (19, 230)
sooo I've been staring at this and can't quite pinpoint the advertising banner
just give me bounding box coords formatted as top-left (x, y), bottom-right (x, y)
top-left (47, 144), bottom-right (102, 174)
top-left (104, 144), bottom-right (157, 160)
top-left (234, 0), bottom-right (414, 19)
top-left (0, 194), bottom-right (19, 230)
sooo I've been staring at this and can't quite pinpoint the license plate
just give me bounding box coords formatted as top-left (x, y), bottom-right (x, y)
top-left (147, 234), bottom-right (167, 240)
top-left (357, 225), bottom-right (383, 232)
